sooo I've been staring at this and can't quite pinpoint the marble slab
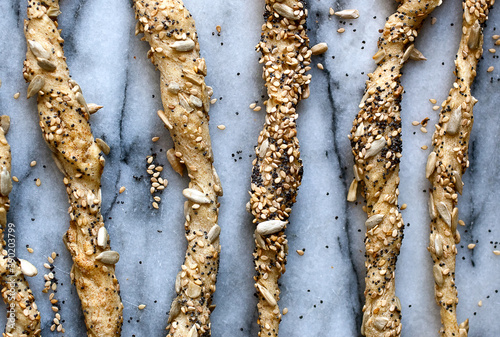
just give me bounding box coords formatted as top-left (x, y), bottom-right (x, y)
top-left (1, 0), bottom-right (500, 336)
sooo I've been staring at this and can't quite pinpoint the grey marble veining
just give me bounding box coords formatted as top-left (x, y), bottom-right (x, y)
top-left (0, 0), bottom-right (499, 336)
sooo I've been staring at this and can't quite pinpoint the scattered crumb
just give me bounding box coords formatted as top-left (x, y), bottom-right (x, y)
top-left (27, 247), bottom-right (34, 253)
top-left (412, 121), bottom-right (420, 126)
top-left (493, 250), bottom-right (500, 256)
top-left (30, 160), bottom-right (37, 167)
top-left (216, 25), bottom-right (221, 34)
top-left (468, 243), bottom-right (476, 249)
top-left (217, 125), bottom-right (226, 130)
top-left (337, 28), bottom-right (345, 33)
top-left (401, 204), bottom-right (407, 210)
top-left (119, 186), bottom-right (126, 194)
top-left (421, 145), bottom-right (428, 150)
top-left (431, 17), bottom-right (437, 25)
top-left (152, 136), bottom-right (160, 142)
top-left (12, 176), bottom-right (19, 182)
top-left (296, 250), bottom-right (304, 256)
top-left (487, 66), bottom-right (494, 72)
top-left (13, 92), bottom-right (20, 99)
top-left (317, 63), bottom-right (324, 70)
top-left (420, 127), bottom-right (427, 133)
top-left (283, 307), bottom-right (289, 315)
top-left (429, 98), bottom-right (437, 104)
top-left (138, 304), bottom-right (146, 310)
top-left (35, 178), bottom-right (41, 187)
top-left (421, 117), bottom-right (429, 126)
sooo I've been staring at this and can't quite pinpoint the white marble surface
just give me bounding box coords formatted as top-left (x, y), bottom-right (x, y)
top-left (1, 0), bottom-right (500, 336)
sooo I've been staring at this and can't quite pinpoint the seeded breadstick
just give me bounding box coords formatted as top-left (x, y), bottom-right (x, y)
top-left (250, 1), bottom-right (311, 336)
top-left (426, 1), bottom-right (493, 336)
top-left (0, 116), bottom-right (41, 336)
top-left (23, 1), bottom-right (123, 335)
top-left (133, 1), bottom-right (222, 336)
top-left (348, 1), bottom-right (442, 335)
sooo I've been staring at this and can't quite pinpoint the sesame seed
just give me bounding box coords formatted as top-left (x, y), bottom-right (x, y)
top-left (51, 252), bottom-right (56, 259)
top-left (48, 256), bottom-right (54, 264)
top-left (249, 103), bottom-right (257, 109)
top-left (30, 160), bottom-right (37, 167)
top-left (412, 121), bottom-right (419, 126)
top-left (317, 63), bottom-right (324, 70)
top-left (13, 92), bottom-right (20, 99)
top-left (253, 106), bottom-right (262, 112)
top-left (337, 28), bottom-right (345, 33)
top-left (432, 106), bottom-right (440, 111)
top-left (12, 176), bottom-right (18, 182)
top-left (119, 186), bottom-right (126, 194)
top-left (210, 98), bottom-right (217, 104)
top-left (489, 48), bottom-right (496, 53)
top-left (478, 300), bottom-right (483, 307)
top-left (429, 98), bottom-right (437, 104)
top-left (216, 25), bottom-right (221, 33)
top-left (27, 247), bottom-right (34, 253)
top-left (152, 202), bottom-right (159, 209)
top-left (496, 40), bottom-right (500, 46)
top-left (283, 307), bottom-right (289, 315)
top-left (329, 8), bottom-right (334, 15)
top-left (421, 145), bottom-right (428, 150)
top-left (217, 125), bottom-right (226, 130)
top-left (296, 250), bottom-right (304, 256)
top-left (431, 17), bottom-right (437, 25)
top-left (138, 304), bottom-right (146, 310)
top-left (487, 66), bottom-right (494, 72)
top-left (36, 178), bottom-right (41, 186)
top-left (493, 250), bottom-right (500, 256)
top-left (44, 263), bottom-right (51, 269)
top-left (152, 136), bottom-right (160, 142)
top-left (459, 220), bottom-right (465, 226)
top-left (493, 35), bottom-right (500, 40)
top-left (420, 127), bottom-right (427, 133)
top-left (468, 243), bottom-right (476, 249)
top-left (401, 204), bottom-right (407, 210)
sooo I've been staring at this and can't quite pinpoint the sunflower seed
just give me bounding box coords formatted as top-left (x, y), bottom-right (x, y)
top-left (401, 44), bottom-right (414, 64)
top-left (459, 319), bottom-right (469, 331)
top-left (19, 259), bottom-right (38, 277)
top-left (273, 3), bottom-right (299, 20)
top-left (425, 152), bottom-right (437, 179)
top-left (47, 7), bottom-right (62, 17)
top-left (373, 317), bottom-right (389, 331)
top-left (429, 192), bottom-right (437, 220)
top-left (186, 281), bottom-right (201, 298)
top-left (353, 165), bottom-right (361, 181)
top-left (311, 42), bottom-right (328, 55)
top-left (87, 103), bottom-right (103, 114)
top-left (51, 153), bottom-right (66, 175)
top-left (0, 115), bottom-right (10, 135)
top-left (447, 106), bottom-right (462, 135)
top-left (395, 296), bottom-right (401, 311)
top-left (467, 21), bottom-right (481, 51)
top-left (361, 311), bottom-right (368, 335)
top-left (365, 137), bottom-right (386, 158)
top-left (187, 325), bottom-right (198, 337)
top-left (433, 264), bottom-right (444, 286)
top-left (183, 188), bottom-right (210, 204)
top-left (254, 231), bottom-right (266, 248)
top-left (75, 92), bottom-right (89, 114)
top-left (179, 93), bottom-right (194, 112)
top-left (255, 220), bottom-right (287, 235)
top-left (437, 202), bottom-right (452, 227)
top-left (167, 82), bottom-right (181, 94)
top-left (347, 179), bottom-right (358, 202)
top-left (434, 234), bottom-right (443, 258)
top-left (334, 9), bottom-right (359, 19)
top-left (459, 328), bottom-right (468, 337)
top-left (208, 224), bottom-right (221, 243)
top-left (0, 167), bottom-right (12, 196)
top-left (259, 138), bottom-right (269, 158)
top-left (354, 122), bottom-right (364, 137)
top-left (451, 207), bottom-right (458, 234)
top-left (138, 304), bottom-right (146, 310)
top-left (37, 58), bottom-right (56, 72)
top-left (372, 49), bottom-right (386, 64)
top-left (171, 39), bottom-right (195, 52)
top-left (189, 95), bottom-right (203, 108)
top-left (257, 284), bottom-right (276, 306)
top-left (97, 226), bottom-right (108, 248)
top-left (95, 138), bottom-right (110, 155)
top-left (167, 300), bottom-right (180, 323)
top-left (28, 40), bottom-right (51, 60)
top-left (96, 251), bottom-right (120, 265)
top-left (453, 170), bottom-right (463, 195)
top-left (175, 272), bottom-right (182, 293)
top-left (365, 214), bottom-right (384, 229)
top-left (410, 47), bottom-right (427, 61)
top-left (27, 75), bottom-right (45, 99)
top-left (167, 148), bottom-right (184, 176)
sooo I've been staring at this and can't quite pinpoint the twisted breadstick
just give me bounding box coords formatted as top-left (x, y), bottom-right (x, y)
top-left (133, 1), bottom-right (222, 336)
top-left (250, 1), bottom-right (311, 336)
top-left (348, 1), bottom-right (442, 335)
top-left (23, 1), bottom-right (123, 335)
top-left (0, 116), bottom-right (41, 336)
top-left (426, 1), bottom-right (493, 336)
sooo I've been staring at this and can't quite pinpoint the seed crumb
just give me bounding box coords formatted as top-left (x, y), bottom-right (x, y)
top-left (138, 304), bottom-right (146, 310)
top-left (431, 17), bottom-right (437, 25)
top-left (337, 28), bottom-right (345, 33)
top-left (283, 307), bottom-right (289, 315)
top-left (420, 127), bottom-right (427, 133)
top-left (216, 25), bottom-right (221, 33)
top-left (35, 178), bottom-right (41, 187)
top-left (152, 136), bottom-right (160, 142)
top-left (27, 247), bottom-right (34, 253)
top-left (401, 204), bottom-right (407, 210)
top-left (493, 250), bottom-right (500, 256)
top-left (119, 186), bottom-right (126, 194)
top-left (412, 121), bottom-right (419, 126)
top-left (12, 176), bottom-right (18, 182)
top-left (487, 66), bottom-right (494, 72)
top-left (429, 98), bottom-right (437, 104)
top-left (468, 243), bottom-right (476, 249)
top-left (30, 160), bottom-right (37, 167)
top-left (317, 63), bottom-right (324, 70)
top-left (296, 250), bottom-right (304, 256)
top-left (217, 125), bottom-right (226, 130)
top-left (13, 92), bottom-right (20, 99)
top-left (432, 105), bottom-right (440, 111)
top-left (421, 145), bottom-right (428, 150)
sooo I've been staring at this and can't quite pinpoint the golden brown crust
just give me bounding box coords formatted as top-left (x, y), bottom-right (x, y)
top-left (348, 1), bottom-right (442, 336)
top-left (426, 1), bottom-right (493, 336)
top-left (0, 117), bottom-right (41, 336)
top-left (23, 1), bottom-right (123, 336)
top-left (249, 1), bottom-right (311, 336)
top-left (133, 1), bottom-right (222, 336)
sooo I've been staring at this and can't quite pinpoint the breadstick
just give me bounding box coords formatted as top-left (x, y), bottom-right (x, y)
top-left (348, 1), bottom-right (442, 336)
top-left (250, 1), bottom-right (311, 336)
top-left (426, 1), bottom-right (493, 336)
top-left (133, 1), bottom-right (222, 336)
top-left (23, 1), bottom-right (123, 335)
top-left (0, 116), bottom-right (41, 336)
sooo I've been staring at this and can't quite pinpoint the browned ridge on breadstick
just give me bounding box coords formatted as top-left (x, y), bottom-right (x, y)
top-left (348, 0), bottom-right (442, 336)
top-left (0, 116), bottom-right (41, 336)
top-left (23, 1), bottom-right (123, 336)
top-left (249, 1), bottom-right (311, 336)
top-left (133, 1), bottom-right (223, 336)
top-left (426, 1), bottom-right (494, 336)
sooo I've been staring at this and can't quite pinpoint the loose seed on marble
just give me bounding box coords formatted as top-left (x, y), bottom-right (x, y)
top-left (334, 9), bottom-right (359, 19)
top-left (311, 42), bottom-right (328, 55)
top-left (138, 304), bottom-right (146, 310)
